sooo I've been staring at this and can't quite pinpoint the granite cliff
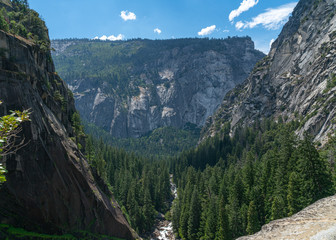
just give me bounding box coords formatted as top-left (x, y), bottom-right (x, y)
top-left (202, 0), bottom-right (336, 144)
top-left (52, 38), bottom-right (264, 138)
top-left (0, 27), bottom-right (136, 240)
top-left (237, 194), bottom-right (336, 240)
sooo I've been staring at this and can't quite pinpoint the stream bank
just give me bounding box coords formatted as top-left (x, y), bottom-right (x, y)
top-left (150, 175), bottom-right (177, 240)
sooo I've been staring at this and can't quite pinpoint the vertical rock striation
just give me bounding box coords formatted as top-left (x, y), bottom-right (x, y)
top-left (0, 30), bottom-right (137, 239)
top-left (202, 0), bottom-right (336, 144)
top-left (52, 38), bottom-right (265, 138)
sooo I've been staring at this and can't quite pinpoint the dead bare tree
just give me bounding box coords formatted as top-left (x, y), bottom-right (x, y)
top-left (0, 101), bottom-right (30, 179)
top-left (0, 125), bottom-right (29, 157)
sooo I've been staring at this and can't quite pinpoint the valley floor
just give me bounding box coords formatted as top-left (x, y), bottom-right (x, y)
top-left (149, 175), bottom-right (177, 240)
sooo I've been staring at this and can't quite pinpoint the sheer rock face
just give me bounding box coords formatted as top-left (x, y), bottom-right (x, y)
top-left (52, 38), bottom-right (264, 138)
top-left (237, 195), bottom-right (336, 240)
top-left (0, 30), bottom-right (137, 240)
top-left (202, 0), bottom-right (336, 144)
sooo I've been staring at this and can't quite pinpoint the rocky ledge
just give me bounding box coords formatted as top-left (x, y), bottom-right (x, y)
top-left (238, 195), bottom-right (336, 240)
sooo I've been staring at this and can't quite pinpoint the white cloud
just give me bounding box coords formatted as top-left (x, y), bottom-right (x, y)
top-left (99, 35), bottom-right (108, 41)
top-left (107, 34), bottom-right (124, 41)
top-left (154, 28), bottom-right (162, 34)
top-left (93, 36), bottom-right (99, 40)
top-left (229, 0), bottom-right (259, 22)
top-left (269, 38), bottom-right (275, 48)
top-left (223, 30), bottom-right (230, 33)
top-left (235, 21), bottom-right (245, 30)
top-left (235, 2), bottom-right (297, 30)
top-left (120, 10), bottom-right (136, 21)
top-left (97, 34), bottom-right (124, 41)
top-left (198, 25), bottom-right (216, 36)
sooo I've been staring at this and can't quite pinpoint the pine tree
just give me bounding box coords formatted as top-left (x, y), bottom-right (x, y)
top-left (232, 173), bottom-right (245, 207)
top-left (271, 195), bottom-right (285, 220)
top-left (85, 135), bottom-right (95, 164)
top-left (95, 150), bottom-right (107, 181)
top-left (243, 152), bottom-right (255, 192)
top-left (287, 171), bottom-right (303, 216)
top-left (216, 197), bottom-right (231, 240)
top-left (179, 207), bottom-right (189, 239)
top-left (188, 186), bottom-right (201, 240)
top-left (203, 197), bottom-right (218, 240)
top-left (297, 134), bottom-right (333, 203)
top-left (246, 201), bottom-right (260, 235)
top-left (240, 203), bottom-right (248, 236)
top-left (179, 183), bottom-right (193, 239)
top-left (142, 188), bottom-right (155, 231)
top-left (172, 197), bottom-right (182, 235)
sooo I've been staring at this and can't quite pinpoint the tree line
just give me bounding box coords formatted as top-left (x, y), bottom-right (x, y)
top-left (0, 0), bottom-right (50, 51)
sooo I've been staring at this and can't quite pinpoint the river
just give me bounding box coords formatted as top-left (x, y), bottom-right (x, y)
top-left (150, 175), bottom-right (177, 240)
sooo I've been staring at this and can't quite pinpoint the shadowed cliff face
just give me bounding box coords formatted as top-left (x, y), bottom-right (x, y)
top-left (52, 38), bottom-right (265, 138)
top-left (202, 0), bottom-right (336, 144)
top-left (0, 30), bottom-right (137, 239)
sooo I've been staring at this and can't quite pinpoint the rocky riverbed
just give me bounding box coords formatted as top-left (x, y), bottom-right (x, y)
top-left (150, 175), bottom-right (177, 240)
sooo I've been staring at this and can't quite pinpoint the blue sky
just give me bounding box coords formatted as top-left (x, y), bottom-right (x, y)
top-left (28, 0), bottom-right (298, 53)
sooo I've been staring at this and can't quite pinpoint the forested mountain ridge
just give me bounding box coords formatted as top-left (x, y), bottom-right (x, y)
top-left (51, 38), bottom-right (264, 139)
top-left (202, 0), bottom-right (336, 145)
top-left (0, 1), bottom-right (137, 239)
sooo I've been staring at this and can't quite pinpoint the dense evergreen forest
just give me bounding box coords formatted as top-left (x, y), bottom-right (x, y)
top-left (76, 112), bottom-right (336, 239)
top-left (84, 122), bottom-right (200, 157)
top-left (170, 119), bottom-right (336, 239)
top-left (85, 138), bottom-right (171, 235)
top-left (70, 113), bottom-right (171, 235)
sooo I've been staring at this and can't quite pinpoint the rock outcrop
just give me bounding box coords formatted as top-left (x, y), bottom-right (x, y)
top-left (237, 194), bottom-right (336, 240)
top-left (0, 30), bottom-right (137, 239)
top-left (202, 0), bottom-right (336, 144)
top-left (52, 38), bottom-right (264, 138)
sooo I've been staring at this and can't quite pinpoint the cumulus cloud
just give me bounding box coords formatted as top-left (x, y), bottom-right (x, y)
top-left (99, 35), bottom-right (108, 41)
top-left (235, 2), bottom-right (297, 30)
top-left (269, 38), bottom-right (275, 48)
top-left (107, 34), bottom-right (124, 41)
top-left (223, 29), bottom-right (230, 33)
top-left (120, 10), bottom-right (136, 21)
top-left (229, 0), bottom-right (259, 22)
top-left (235, 21), bottom-right (245, 30)
top-left (94, 34), bottom-right (124, 41)
top-left (154, 28), bottom-right (162, 34)
top-left (198, 25), bottom-right (216, 36)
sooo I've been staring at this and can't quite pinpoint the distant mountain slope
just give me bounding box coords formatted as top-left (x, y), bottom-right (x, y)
top-left (237, 194), bottom-right (336, 240)
top-left (202, 0), bottom-right (336, 144)
top-left (52, 38), bottom-right (264, 138)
